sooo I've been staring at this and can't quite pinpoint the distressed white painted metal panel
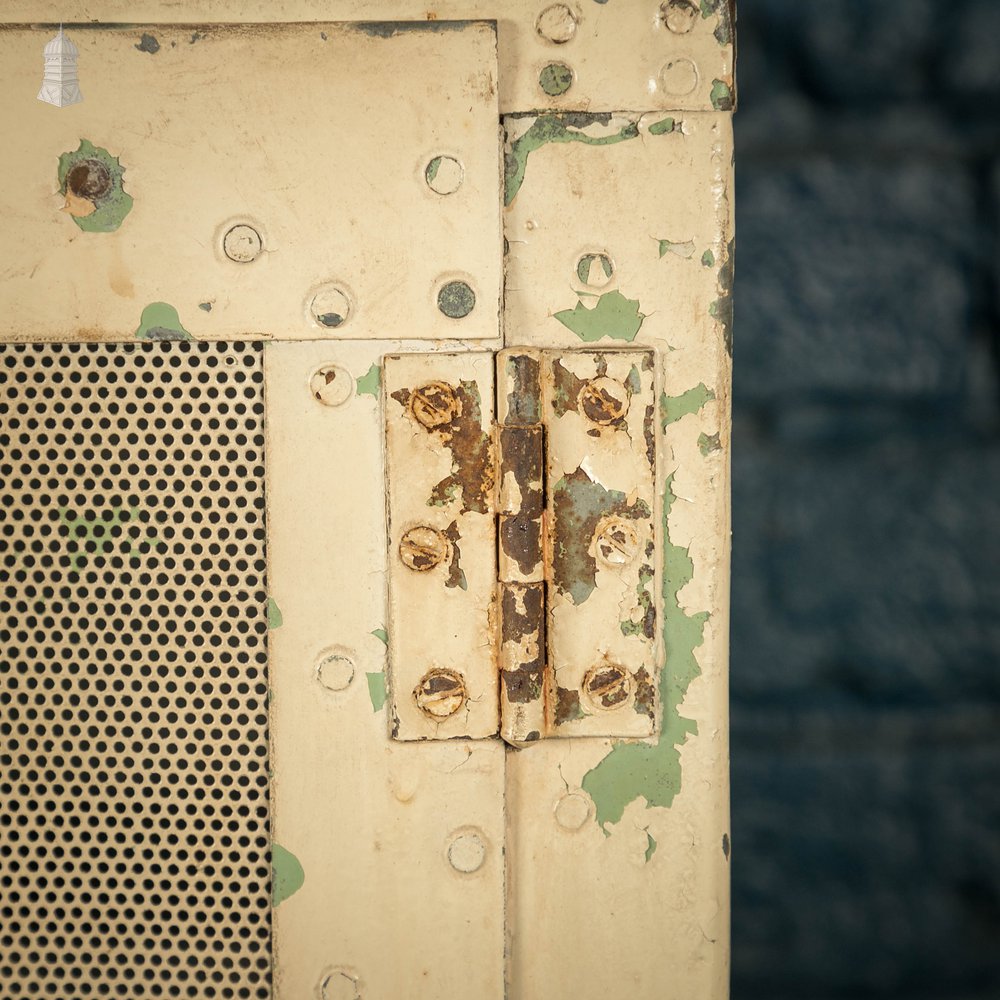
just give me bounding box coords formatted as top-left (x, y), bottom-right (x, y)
top-left (1, 2), bottom-right (735, 114)
top-left (503, 110), bottom-right (732, 999)
top-left (266, 341), bottom-right (506, 999)
top-left (542, 348), bottom-right (658, 739)
top-left (383, 351), bottom-right (500, 741)
top-left (0, 5), bottom-right (733, 999)
top-left (0, 22), bottom-right (501, 342)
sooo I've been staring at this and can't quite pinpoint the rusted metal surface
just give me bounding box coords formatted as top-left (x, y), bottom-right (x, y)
top-left (496, 349), bottom-right (546, 744)
top-left (498, 581), bottom-right (546, 746)
top-left (384, 352), bottom-right (499, 741)
top-left (542, 349), bottom-right (658, 738)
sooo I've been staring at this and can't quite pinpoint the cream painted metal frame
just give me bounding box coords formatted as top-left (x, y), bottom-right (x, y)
top-left (0, 5), bottom-right (733, 1000)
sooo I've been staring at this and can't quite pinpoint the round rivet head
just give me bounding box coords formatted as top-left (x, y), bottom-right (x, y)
top-left (398, 526), bottom-right (449, 572)
top-left (447, 830), bottom-right (487, 873)
top-left (67, 159), bottom-right (112, 200)
top-left (659, 57), bottom-right (699, 96)
top-left (320, 970), bottom-right (361, 1000)
top-left (576, 252), bottom-right (614, 289)
top-left (661, 0), bottom-right (698, 34)
top-left (223, 223), bottom-right (263, 263)
top-left (437, 280), bottom-right (476, 319)
top-left (409, 381), bottom-right (460, 429)
top-left (310, 284), bottom-right (352, 329)
top-left (317, 652), bottom-right (356, 692)
top-left (425, 155), bottom-right (464, 195)
top-left (580, 377), bottom-right (629, 425)
top-left (310, 364), bottom-right (354, 407)
top-left (593, 516), bottom-right (639, 567)
top-left (414, 668), bottom-right (467, 719)
top-left (554, 792), bottom-right (592, 831)
top-left (582, 662), bottom-right (632, 711)
top-left (536, 3), bottom-right (578, 43)
top-left (539, 61), bottom-right (574, 96)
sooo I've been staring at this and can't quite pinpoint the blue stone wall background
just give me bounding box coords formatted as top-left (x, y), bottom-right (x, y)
top-left (731, 2), bottom-right (1000, 997)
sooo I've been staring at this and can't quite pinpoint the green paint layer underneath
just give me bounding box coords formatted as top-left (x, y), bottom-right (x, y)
top-left (710, 79), bottom-right (734, 111)
top-left (581, 475), bottom-right (708, 830)
top-left (271, 843), bottom-right (305, 907)
top-left (660, 383), bottom-right (715, 428)
top-left (57, 139), bottom-right (134, 233)
top-left (698, 432), bottom-right (722, 456)
top-left (266, 598), bottom-right (283, 629)
top-left (356, 363), bottom-right (381, 398)
top-left (648, 116), bottom-right (676, 136)
top-left (539, 62), bottom-right (573, 96)
top-left (505, 114), bottom-right (641, 205)
top-left (367, 672), bottom-right (388, 712)
top-left (645, 832), bottom-right (658, 863)
top-left (371, 627), bottom-right (388, 645)
top-left (135, 302), bottom-right (193, 341)
top-left (554, 290), bottom-right (645, 343)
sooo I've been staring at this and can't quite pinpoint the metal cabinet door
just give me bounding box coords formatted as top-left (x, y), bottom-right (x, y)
top-left (0, 7), bottom-right (734, 999)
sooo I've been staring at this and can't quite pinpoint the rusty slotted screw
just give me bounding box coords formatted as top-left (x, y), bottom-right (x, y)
top-left (582, 662), bottom-right (631, 710)
top-left (409, 381), bottom-right (459, 430)
top-left (414, 668), bottom-right (467, 719)
top-left (67, 160), bottom-right (112, 200)
top-left (593, 516), bottom-right (640, 567)
top-left (398, 526), bottom-right (449, 572)
top-left (580, 376), bottom-right (630, 425)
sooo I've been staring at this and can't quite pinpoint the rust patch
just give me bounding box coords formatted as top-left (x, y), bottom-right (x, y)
top-left (550, 467), bottom-right (652, 606)
top-left (405, 381), bottom-right (459, 429)
top-left (498, 425), bottom-right (543, 515)
top-left (644, 402), bottom-right (656, 469)
top-left (504, 354), bottom-right (541, 425)
top-left (391, 380), bottom-right (494, 515)
top-left (551, 359), bottom-right (588, 417)
top-left (499, 514), bottom-right (543, 580)
top-left (579, 377), bottom-right (629, 426)
top-left (553, 686), bottom-right (584, 726)
top-left (499, 583), bottom-right (545, 705)
top-left (441, 520), bottom-right (466, 590)
top-left (632, 666), bottom-right (656, 720)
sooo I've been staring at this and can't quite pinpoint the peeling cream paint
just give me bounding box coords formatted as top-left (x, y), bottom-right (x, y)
top-left (581, 475), bottom-right (708, 830)
top-left (710, 238), bottom-right (735, 356)
top-left (698, 432), bottom-right (722, 456)
top-left (657, 238), bottom-right (696, 259)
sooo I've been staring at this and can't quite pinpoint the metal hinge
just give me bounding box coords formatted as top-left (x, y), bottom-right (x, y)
top-left (384, 348), bottom-right (657, 745)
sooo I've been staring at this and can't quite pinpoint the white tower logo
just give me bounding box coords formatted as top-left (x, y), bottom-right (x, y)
top-left (37, 26), bottom-right (83, 108)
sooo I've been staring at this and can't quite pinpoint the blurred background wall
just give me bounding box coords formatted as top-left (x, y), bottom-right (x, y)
top-left (731, 2), bottom-right (1000, 997)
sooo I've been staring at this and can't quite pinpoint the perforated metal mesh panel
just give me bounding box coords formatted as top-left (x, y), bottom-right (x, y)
top-left (0, 342), bottom-right (270, 999)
